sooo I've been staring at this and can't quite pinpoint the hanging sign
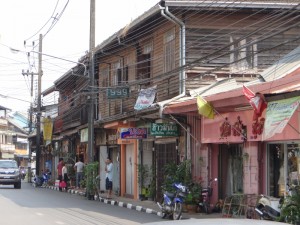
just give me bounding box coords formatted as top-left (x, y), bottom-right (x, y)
top-left (119, 127), bottom-right (147, 139)
top-left (134, 86), bottom-right (157, 110)
top-left (262, 96), bottom-right (300, 140)
top-left (80, 128), bottom-right (88, 142)
top-left (150, 123), bottom-right (179, 136)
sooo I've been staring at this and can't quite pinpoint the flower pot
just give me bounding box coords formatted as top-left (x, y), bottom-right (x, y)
top-left (186, 204), bottom-right (197, 213)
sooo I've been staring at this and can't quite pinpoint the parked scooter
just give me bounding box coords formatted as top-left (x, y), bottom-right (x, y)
top-left (255, 194), bottom-right (282, 220)
top-left (157, 183), bottom-right (188, 220)
top-left (33, 172), bottom-right (50, 187)
top-left (255, 184), bottom-right (296, 221)
top-left (198, 178), bottom-right (218, 214)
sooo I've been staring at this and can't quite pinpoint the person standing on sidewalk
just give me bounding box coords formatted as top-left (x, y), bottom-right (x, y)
top-left (105, 158), bottom-right (113, 199)
top-left (57, 158), bottom-right (64, 192)
top-left (62, 162), bottom-right (69, 192)
top-left (74, 158), bottom-right (84, 189)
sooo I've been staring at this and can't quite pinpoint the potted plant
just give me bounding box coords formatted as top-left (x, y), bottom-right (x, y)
top-left (84, 161), bottom-right (99, 200)
top-left (278, 185), bottom-right (300, 224)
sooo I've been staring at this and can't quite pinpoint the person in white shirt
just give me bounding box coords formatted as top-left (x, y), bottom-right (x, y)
top-left (74, 158), bottom-right (84, 189)
top-left (62, 162), bottom-right (68, 191)
top-left (105, 158), bottom-right (113, 199)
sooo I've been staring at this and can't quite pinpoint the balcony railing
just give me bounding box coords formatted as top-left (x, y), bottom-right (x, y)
top-left (53, 105), bottom-right (88, 133)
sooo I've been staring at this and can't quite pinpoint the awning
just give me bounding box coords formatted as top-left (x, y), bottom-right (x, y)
top-left (163, 70), bottom-right (300, 115)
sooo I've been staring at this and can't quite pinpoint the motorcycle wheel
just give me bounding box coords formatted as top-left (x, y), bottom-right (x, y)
top-left (160, 201), bottom-right (167, 219)
top-left (203, 202), bottom-right (209, 214)
top-left (173, 202), bottom-right (182, 220)
top-left (258, 206), bottom-right (272, 220)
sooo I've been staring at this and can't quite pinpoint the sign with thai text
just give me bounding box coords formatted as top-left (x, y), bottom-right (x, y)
top-left (150, 123), bottom-right (179, 136)
top-left (262, 96), bottom-right (300, 140)
top-left (119, 127), bottom-right (147, 139)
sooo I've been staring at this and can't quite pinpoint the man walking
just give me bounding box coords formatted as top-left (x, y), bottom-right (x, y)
top-left (105, 158), bottom-right (113, 199)
top-left (74, 158), bottom-right (84, 189)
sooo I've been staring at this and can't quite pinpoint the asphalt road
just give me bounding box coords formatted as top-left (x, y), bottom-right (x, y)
top-left (0, 181), bottom-right (162, 225)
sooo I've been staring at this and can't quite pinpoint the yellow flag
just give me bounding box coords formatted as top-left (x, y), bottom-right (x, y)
top-left (197, 96), bottom-right (214, 119)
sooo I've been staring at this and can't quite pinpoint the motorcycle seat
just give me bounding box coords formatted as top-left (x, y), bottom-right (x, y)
top-left (165, 192), bottom-right (175, 198)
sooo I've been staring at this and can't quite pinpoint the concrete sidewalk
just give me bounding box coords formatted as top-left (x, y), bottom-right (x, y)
top-left (48, 186), bottom-right (223, 220)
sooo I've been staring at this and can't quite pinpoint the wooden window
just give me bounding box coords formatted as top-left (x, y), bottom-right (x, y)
top-left (100, 66), bottom-right (110, 87)
top-left (164, 29), bottom-right (175, 73)
top-left (112, 61), bottom-right (121, 86)
top-left (143, 41), bottom-right (153, 54)
top-left (123, 66), bottom-right (129, 83)
top-left (230, 36), bottom-right (257, 73)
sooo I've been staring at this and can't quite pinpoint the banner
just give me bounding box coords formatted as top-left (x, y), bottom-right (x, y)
top-left (43, 117), bottom-right (53, 141)
top-left (262, 96), bottom-right (300, 140)
top-left (134, 86), bottom-right (157, 110)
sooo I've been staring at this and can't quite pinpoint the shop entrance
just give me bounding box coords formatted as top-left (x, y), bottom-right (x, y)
top-left (155, 142), bottom-right (178, 200)
top-left (267, 143), bottom-right (300, 197)
top-left (219, 144), bottom-right (243, 199)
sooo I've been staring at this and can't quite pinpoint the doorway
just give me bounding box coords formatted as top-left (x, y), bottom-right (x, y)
top-left (219, 144), bottom-right (244, 199)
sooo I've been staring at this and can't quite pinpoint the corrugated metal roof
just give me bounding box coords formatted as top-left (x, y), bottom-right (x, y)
top-left (166, 0), bottom-right (300, 8)
top-left (189, 78), bottom-right (239, 97)
top-left (95, 0), bottom-right (299, 54)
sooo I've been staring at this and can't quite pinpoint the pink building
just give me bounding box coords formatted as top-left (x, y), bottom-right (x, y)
top-left (164, 68), bottom-right (300, 205)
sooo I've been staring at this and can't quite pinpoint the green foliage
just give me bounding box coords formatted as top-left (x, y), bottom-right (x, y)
top-left (148, 165), bottom-right (156, 199)
top-left (137, 164), bottom-right (149, 188)
top-left (162, 159), bottom-right (201, 205)
top-left (162, 160), bottom-right (192, 191)
top-left (84, 162), bottom-right (99, 196)
top-left (278, 185), bottom-right (300, 224)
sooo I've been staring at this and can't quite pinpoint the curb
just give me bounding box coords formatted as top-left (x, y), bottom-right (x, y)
top-left (48, 186), bottom-right (161, 217)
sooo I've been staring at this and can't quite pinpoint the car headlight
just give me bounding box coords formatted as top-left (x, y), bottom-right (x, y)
top-left (15, 170), bottom-right (20, 175)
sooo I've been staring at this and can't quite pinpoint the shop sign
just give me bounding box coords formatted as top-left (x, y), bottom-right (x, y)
top-left (119, 127), bottom-right (147, 139)
top-left (150, 123), bottom-right (179, 136)
top-left (106, 87), bottom-right (129, 99)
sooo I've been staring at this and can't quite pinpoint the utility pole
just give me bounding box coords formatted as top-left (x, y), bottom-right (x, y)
top-left (22, 69), bottom-right (37, 182)
top-left (36, 34), bottom-right (43, 176)
top-left (87, 0), bottom-right (95, 163)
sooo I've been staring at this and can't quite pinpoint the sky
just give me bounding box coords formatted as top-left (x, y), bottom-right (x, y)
top-left (0, 0), bottom-right (158, 113)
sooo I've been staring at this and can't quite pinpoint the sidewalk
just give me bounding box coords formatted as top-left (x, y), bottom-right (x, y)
top-left (47, 185), bottom-right (222, 220)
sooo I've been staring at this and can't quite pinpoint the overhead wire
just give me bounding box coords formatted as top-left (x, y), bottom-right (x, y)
top-left (39, 0), bottom-right (300, 111)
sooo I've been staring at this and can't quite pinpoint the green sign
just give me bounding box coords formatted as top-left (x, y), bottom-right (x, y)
top-left (107, 87), bottom-right (129, 99)
top-left (150, 123), bottom-right (179, 136)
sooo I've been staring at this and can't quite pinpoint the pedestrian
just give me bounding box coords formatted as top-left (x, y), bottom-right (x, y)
top-left (74, 158), bottom-right (84, 189)
top-left (105, 158), bottom-right (113, 199)
top-left (57, 158), bottom-right (64, 192)
top-left (62, 162), bottom-right (68, 191)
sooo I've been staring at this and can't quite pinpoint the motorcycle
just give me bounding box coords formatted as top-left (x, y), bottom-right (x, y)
top-left (255, 184), bottom-right (296, 221)
top-left (33, 172), bottom-right (50, 187)
top-left (255, 194), bottom-right (282, 220)
top-left (157, 183), bottom-right (188, 220)
top-left (198, 178), bottom-right (218, 214)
